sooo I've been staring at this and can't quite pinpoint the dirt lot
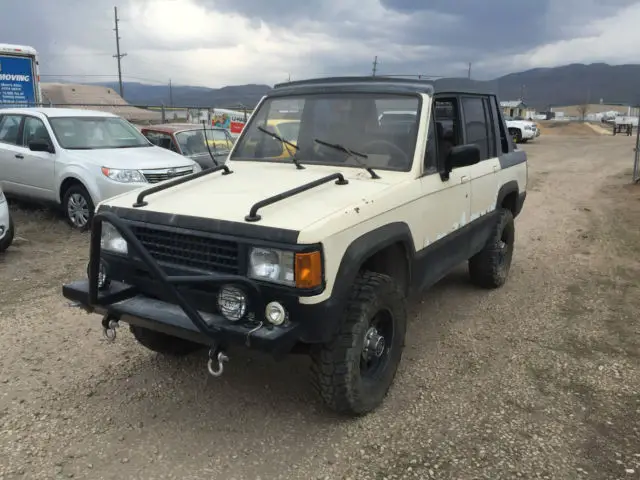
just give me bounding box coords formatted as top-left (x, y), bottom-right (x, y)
top-left (1, 134), bottom-right (640, 480)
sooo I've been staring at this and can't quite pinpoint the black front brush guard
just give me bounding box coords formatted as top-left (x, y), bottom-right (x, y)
top-left (87, 210), bottom-right (265, 341)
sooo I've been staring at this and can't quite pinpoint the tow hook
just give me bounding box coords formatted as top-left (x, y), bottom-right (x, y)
top-left (207, 347), bottom-right (229, 377)
top-left (101, 314), bottom-right (119, 342)
top-left (245, 321), bottom-right (264, 347)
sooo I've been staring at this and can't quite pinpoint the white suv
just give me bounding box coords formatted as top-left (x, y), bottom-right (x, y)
top-left (63, 77), bottom-right (527, 416)
top-left (0, 108), bottom-right (202, 230)
top-left (0, 186), bottom-right (14, 252)
top-left (504, 116), bottom-right (540, 143)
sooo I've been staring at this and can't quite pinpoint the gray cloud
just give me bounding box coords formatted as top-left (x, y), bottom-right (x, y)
top-left (0, 0), bottom-right (637, 87)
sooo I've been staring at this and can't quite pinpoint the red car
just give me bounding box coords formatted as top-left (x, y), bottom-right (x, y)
top-left (139, 123), bottom-right (235, 170)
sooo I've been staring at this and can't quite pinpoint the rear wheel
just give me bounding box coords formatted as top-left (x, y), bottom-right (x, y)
top-left (509, 128), bottom-right (522, 144)
top-left (62, 183), bottom-right (94, 231)
top-left (468, 208), bottom-right (515, 289)
top-left (130, 325), bottom-right (204, 356)
top-left (310, 271), bottom-right (407, 416)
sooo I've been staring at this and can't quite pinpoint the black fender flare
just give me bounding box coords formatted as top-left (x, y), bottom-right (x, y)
top-left (496, 180), bottom-right (526, 218)
top-left (331, 221), bottom-right (414, 307)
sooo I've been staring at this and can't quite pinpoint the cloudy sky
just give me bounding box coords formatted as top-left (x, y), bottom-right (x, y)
top-left (2, 0), bottom-right (640, 88)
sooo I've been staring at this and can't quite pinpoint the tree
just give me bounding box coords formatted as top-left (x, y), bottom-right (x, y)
top-left (577, 104), bottom-right (589, 121)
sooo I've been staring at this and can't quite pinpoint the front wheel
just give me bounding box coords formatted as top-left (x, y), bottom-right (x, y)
top-left (310, 271), bottom-right (407, 416)
top-left (62, 184), bottom-right (95, 231)
top-left (0, 216), bottom-right (14, 253)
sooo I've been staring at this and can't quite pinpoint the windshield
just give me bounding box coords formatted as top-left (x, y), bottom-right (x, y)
top-left (49, 116), bottom-right (151, 150)
top-left (231, 93), bottom-right (421, 172)
top-left (273, 121), bottom-right (300, 142)
top-left (175, 128), bottom-right (233, 155)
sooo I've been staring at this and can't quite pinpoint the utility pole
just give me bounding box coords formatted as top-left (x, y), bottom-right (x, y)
top-left (372, 56), bottom-right (378, 76)
top-left (169, 79), bottom-right (173, 106)
top-left (113, 6), bottom-right (127, 98)
top-left (468, 62), bottom-right (472, 79)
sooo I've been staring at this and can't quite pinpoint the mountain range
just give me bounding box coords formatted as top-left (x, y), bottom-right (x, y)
top-left (90, 63), bottom-right (640, 110)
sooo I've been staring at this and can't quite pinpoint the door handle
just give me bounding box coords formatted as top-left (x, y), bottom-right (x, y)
top-left (15, 154), bottom-right (24, 159)
top-left (460, 175), bottom-right (469, 183)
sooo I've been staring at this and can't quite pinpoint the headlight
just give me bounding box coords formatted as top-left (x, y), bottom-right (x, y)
top-left (101, 167), bottom-right (147, 183)
top-left (192, 163), bottom-right (203, 173)
top-left (101, 222), bottom-right (127, 254)
top-left (248, 247), bottom-right (323, 289)
top-left (249, 247), bottom-right (294, 286)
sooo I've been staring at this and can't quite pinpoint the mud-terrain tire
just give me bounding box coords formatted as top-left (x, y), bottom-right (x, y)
top-left (130, 325), bottom-right (204, 356)
top-left (0, 216), bottom-right (14, 253)
top-left (468, 207), bottom-right (515, 289)
top-left (310, 271), bottom-right (407, 416)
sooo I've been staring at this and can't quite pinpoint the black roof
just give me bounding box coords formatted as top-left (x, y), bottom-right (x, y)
top-left (271, 76), bottom-right (497, 97)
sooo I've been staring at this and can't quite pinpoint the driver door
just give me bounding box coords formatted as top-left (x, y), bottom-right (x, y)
top-left (415, 96), bottom-right (472, 289)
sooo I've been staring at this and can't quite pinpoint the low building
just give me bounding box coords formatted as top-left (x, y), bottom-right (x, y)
top-left (500, 100), bottom-right (527, 118)
top-left (550, 103), bottom-right (639, 120)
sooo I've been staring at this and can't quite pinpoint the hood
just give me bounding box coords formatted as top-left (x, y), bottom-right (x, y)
top-left (65, 145), bottom-right (197, 169)
top-left (104, 161), bottom-right (407, 232)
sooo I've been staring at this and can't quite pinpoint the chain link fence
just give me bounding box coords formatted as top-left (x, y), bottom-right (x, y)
top-left (0, 101), bottom-right (254, 127)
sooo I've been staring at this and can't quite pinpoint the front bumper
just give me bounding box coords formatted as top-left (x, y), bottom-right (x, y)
top-left (63, 279), bottom-right (300, 355)
top-left (61, 210), bottom-right (336, 357)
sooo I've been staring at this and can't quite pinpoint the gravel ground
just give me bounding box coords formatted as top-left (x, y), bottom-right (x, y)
top-left (1, 133), bottom-right (639, 480)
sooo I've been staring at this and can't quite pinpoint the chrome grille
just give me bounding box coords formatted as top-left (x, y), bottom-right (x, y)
top-left (141, 166), bottom-right (194, 184)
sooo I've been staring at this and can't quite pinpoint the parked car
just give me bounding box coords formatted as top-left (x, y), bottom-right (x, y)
top-left (504, 116), bottom-right (540, 143)
top-left (140, 123), bottom-right (235, 169)
top-left (0, 185), bottom-right (14, 252)
top-left (0, 108), bottom-right (202, 230)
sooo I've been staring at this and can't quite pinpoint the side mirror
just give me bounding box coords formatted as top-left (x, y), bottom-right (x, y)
top-left (28, 139), bottom-right (54, 153)
top-left (446, 144), bottom-right (480, 170)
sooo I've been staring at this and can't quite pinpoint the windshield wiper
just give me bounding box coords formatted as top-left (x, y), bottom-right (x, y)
top-left (200, 121), bottom-right (220, 167)
top-left (313, 138), bottom-right (380, 179)
top-left (257, 125), bottom-right (304, 170)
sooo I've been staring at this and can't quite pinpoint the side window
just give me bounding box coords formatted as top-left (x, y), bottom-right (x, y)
top-left (482, 97), bottom-right (497, 158)
top-left (23, 116), bottom-right (52, 147)
top-left (144, 131), bottom-right (177, 151)
top-left (0, 115), bottom-right (23, 145)
top-left (461, 96), bottom-right (490, 161)
top-left (432, 97), bottom-right (462, 168)
top-left (492, 97), bottom-right (510, 154)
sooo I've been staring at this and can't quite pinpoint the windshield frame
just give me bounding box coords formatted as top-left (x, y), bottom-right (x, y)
top-left (49, 115), bottom-right (153, 150)
top-left (229, 91), bottom-right (423, 173)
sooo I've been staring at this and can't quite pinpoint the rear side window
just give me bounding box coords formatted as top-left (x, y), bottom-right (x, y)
top-left (461, 97), bottom-right (491, 161)
top-left (0, 114), bottom-right (23, 145)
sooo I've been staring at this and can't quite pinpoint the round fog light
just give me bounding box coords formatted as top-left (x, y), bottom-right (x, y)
top-left (217, 285), bottom-right (247, 322)
top-left (265, 301), bottom-right (287, 326)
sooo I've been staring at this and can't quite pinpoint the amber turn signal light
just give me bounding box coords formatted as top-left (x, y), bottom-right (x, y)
top-left (295, 251), bottom-right (322, 289)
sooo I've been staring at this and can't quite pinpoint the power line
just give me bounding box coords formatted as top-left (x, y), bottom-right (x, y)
top-left (113, 6), bottom-right (127, 98)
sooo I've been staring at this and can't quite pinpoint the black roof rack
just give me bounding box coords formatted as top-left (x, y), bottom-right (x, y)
top-left (132, 164), bottom-right (233, 208)
top-left (245, 173), bottom-right (348, 222)
top-left (272, 76), bottom-right (497, 96)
